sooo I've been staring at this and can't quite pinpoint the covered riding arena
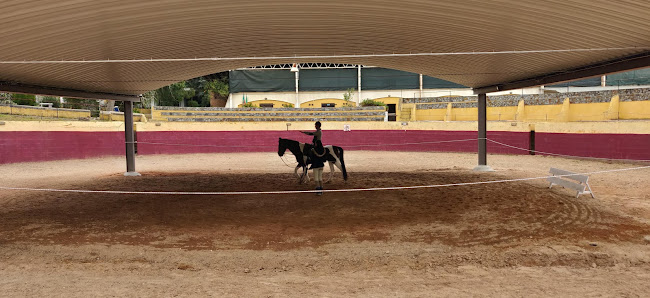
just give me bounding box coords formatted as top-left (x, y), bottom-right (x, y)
top-left (1, 149), bottom-right (650, 295)
top-left (1, 1), bottom-right (650, 296)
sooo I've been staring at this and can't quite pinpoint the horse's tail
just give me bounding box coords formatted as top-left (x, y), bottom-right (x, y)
top-left (335, 146), bottom-right (348, 181)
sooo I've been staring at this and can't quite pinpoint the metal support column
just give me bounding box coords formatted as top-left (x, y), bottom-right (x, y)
top-left (474, 93), bottom-right (493, 171)
top-left (124, 101), bottom-right (140, 176)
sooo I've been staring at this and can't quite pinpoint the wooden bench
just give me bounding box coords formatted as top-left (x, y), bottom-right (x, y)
top-left (547, 168), bottom-right (595, 198)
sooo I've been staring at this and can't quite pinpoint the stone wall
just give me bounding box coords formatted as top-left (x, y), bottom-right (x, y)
top-left (619, 88), bottom-right (650, 102)
top-left (154, 106), bottom-right (386, 122)
top-left (404, 88), bottom-right (650, 109)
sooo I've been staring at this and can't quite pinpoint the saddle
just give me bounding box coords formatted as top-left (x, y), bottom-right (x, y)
top-left (303, 144), bottom-right (331, 164)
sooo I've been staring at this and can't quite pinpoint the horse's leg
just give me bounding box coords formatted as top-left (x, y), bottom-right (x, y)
top-left (295, 165), bottom-right (307, 184)
top-left (332, 155), bottom-right (346, 182)
top-left (333, 159), bottom-right (343, 172)
top-left (325, 161), bottom-right (335, 183)
top-left (302, 166), bottom-right (310, 184)
top-left (294, 165), bottom-right (302, 179)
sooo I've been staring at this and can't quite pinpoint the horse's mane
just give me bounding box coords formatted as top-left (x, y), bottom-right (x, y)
top-left (280, 138), bottom-right (305, 154)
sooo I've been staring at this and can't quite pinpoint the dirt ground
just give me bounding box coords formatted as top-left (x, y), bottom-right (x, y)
top-left (1, 151), bottom-right (649, 297)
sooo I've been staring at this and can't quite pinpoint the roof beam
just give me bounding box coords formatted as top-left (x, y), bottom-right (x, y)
top-left (0, 81), bottom-right (140, 101)
top-left (473, 52), bottom-right (650, 94)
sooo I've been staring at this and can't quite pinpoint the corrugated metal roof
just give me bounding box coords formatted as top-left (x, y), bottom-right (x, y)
top-left (0, 0), bottom-right (648, 97)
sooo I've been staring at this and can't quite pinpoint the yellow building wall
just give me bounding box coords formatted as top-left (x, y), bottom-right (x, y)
top-left (487, 106), bottom-right (518, 121)
top-left (414, 106), bottom-right (517, 122)
top-left (136, 120), bottom-right (532, 133)
top-left (399, 103), bottom-right (417, 121)
top-left (411, 103), bottom-right (625, 122)
top-left (522, 104), bottom-right (562, 121)
top-left (0, 105), bottom-right (90, 118)
top-left (415, 108), bottom-right (446, 121)
top-left (373, 97), bottom-right (400, 119)
top-left (300, 98), bottom-right (356, 108)
top-left (619, 101), bottom-right (650, 120)
top-left (131, 120), bottom-right (650, 135)
top-left (238, 99), bottom-right (293, 108)
top-left (567, 102), bottom-right (610, 122)
top-left (449, 107), bottom-right (475, 121)
top-left (100, 112), bottom-right (148, 122)
top-left (149, 98), bottom-right (650, 123)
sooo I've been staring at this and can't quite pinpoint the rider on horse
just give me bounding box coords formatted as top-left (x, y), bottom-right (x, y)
top-left (302, 121), bottom-right (326, 195)
top-left (301, 121), bottom-right (322, 147)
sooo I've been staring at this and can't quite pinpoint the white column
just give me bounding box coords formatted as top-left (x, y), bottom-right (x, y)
top-left (228, 71), bottom-right (233, 108)
top-left (601, 75), bottom-right (607, 87)
top-left (419, 74), bottom-right (423, 98)
top-left (295, 71), bottom-right (299, 107)
top-left (357, 65), bottom-right (362, 104)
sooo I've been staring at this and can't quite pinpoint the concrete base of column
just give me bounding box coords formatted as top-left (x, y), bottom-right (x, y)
top-left (124, 172), bottom-right (142, 177)
top-left (473, 165), bottom-right (495, 172)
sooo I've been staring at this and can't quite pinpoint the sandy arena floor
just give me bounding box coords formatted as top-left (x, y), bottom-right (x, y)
top-left (0, 151), bottom-right (649, 297)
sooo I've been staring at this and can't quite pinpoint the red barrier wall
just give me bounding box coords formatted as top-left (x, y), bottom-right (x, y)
top-left (536, 132), bottom-right (650, 160)
top-left (136, 130), bottom-right (530, 155)
top-left (0, 131), bottom-right (125, 164)
top-left (1, 130), bottom-right (647, 165)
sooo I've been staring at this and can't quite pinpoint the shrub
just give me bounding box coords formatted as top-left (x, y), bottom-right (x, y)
top-left (241, 102), bottom-right (256, 108)
top-left (62, 97), bottom-right (98, 110)
top-left (282, 103), bottom-right (294, 108)
top-left (187, 100), bottom-right (200, 107)
top-left (12, 93), bottom-right (37, 106)
top-left (360, 99), bottom-right (387, 108)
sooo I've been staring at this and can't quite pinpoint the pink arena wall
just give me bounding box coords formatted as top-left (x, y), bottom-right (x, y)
top-left (0, 131), bottom-right (125, 164)
top-left (1, 130), bottom-right (648, 164)
top-left (535, 132), bottom-right (650, 160)
top-left (136, 130), bottom-right (530, 155)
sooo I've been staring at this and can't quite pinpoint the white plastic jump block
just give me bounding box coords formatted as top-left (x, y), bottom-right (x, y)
top-left (548, 167), bottom-right (595, 198)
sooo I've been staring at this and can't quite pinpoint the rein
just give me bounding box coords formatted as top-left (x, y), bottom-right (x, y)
top-left (279, 154), bottom-right (293, 168)
top-left (278, 139), bottom-right (300, 168)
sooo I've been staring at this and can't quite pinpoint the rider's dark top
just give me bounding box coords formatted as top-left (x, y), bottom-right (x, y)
top-left (303, 129), bottom-right (322, 145)
top-left (309, 142), bottom-right (326, 169)
top-left (312, 129), bottom-right (322, 144)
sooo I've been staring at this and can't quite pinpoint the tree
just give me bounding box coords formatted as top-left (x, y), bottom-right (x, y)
top-left (343, 88), bottom-right (355, 101)
top-left (151, 71), bottom-right (229, 107)
top-left (205, 77), bottom-right (229, 98)
top-left (155, 81), bottom-right (195, 106)
top-left (11, 93), bottom-right (37, 106)
top-left (0, 93), bottom-right (11, 104)
top-left (139, 91), bottom-right (156, 108)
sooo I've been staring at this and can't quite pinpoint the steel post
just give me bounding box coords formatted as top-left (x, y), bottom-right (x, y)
top-left (474, 93), bottom-right (493, 171)
top-left (124, 101), bottom-right (140, 176)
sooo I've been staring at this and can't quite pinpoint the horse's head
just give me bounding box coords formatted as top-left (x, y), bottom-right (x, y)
top-left (278, 138), bottom-right (287, 156)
